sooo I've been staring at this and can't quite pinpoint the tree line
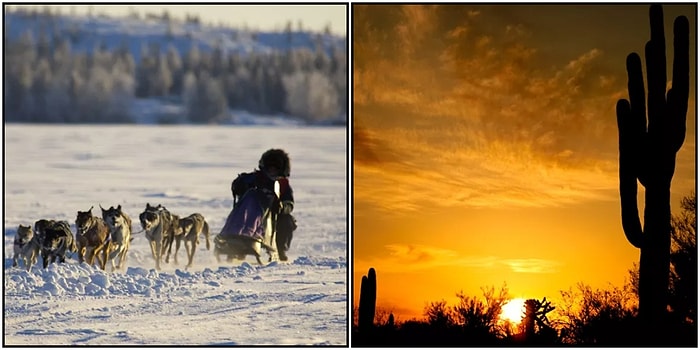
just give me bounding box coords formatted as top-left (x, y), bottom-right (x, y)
top-left (4, 8), bottom-right (347, 124)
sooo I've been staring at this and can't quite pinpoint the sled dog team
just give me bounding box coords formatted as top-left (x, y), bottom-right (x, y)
top-left (12, 203), bottom-right (210, 272)
top-left (12, 148), bottom-right (297, 272)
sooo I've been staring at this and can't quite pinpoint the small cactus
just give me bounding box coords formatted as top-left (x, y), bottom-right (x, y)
top-left (358, 267), bottom-right (377, 333)
top-left (523, 298), bottom-right (554, 340)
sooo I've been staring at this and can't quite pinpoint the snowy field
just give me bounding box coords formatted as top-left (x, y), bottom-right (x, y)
top-left (3, 124), bottom-right (348, 345)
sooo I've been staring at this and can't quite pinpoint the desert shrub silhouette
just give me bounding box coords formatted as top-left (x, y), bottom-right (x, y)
top-left (557, 282), bottom-right (639, 345)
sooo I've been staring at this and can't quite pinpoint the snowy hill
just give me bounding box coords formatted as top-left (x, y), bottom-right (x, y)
top-left (4, 9), bottom-right (346, 62)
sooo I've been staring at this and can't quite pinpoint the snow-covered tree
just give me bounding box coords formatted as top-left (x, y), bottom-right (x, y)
top-left (183, 71), bottom-right (228, 123)
top-left (283, 70), bottom-right (339, 122)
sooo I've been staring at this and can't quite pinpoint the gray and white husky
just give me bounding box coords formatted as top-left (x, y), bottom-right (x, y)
top-left (101, 204), bottom-right (132, 271)
top-left (13, 224), bottom-right (41, 270)
top-left (139, 203), bottom-right (175, 270)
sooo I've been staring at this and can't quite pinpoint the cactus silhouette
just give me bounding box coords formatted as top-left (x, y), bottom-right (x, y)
top-left (358, 267), bottom-right (377, 333)
top-left (523, 298), bottom-right (554, 341)
top-left (615, 4), bottom-right (689, 332)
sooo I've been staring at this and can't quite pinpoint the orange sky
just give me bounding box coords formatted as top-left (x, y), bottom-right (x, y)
top-left (352, 4), bottom-right (697, 322)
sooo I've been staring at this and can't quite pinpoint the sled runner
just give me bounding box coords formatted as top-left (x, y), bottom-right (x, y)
top-left (214, 181), bottom-right (280, 265)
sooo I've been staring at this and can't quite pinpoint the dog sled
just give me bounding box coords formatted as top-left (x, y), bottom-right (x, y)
top-left (214, 181), bottom-right (280, 265)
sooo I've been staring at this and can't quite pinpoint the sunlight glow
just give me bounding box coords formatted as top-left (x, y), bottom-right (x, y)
top-left (500, 298), bottom-right (526, 324)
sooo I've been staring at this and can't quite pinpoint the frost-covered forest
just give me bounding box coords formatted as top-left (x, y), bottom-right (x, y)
top-left (4, 6), bottom-right (347, 124)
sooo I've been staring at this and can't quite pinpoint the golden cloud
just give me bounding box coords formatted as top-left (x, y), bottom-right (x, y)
top-left (354, 4), bottom-right (695, 214)
top-left (354, 243), bottom-right (561, 274)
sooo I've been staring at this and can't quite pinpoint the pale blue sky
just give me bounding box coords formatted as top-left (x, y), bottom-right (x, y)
top-left (8, 3), bottom-right (347, 36)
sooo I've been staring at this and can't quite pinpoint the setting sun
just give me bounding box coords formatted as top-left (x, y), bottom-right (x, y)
top-left (500, 298), bottom-right (526, 324)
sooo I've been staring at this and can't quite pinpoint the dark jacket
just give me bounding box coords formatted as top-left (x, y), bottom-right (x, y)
top-left (232, 170), bottom-right (294, 215)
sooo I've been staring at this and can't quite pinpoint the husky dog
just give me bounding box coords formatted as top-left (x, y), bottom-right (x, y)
top-left (176, 213), bottom-right (211, 268)
top-left (34, 219), bottom-right (56, 243)
top-left (75, 206), bottom-right (110, 270)
top-left (21, 235), bottom-right (42, 271)
top-left (139, 203), bottom-right (175, 270)
top-left (101, 204), bottom-right (132, 271)
top-left (41, 220), bottom-right (77, 268)
top-left (13, 224), bottom-right (34, 268)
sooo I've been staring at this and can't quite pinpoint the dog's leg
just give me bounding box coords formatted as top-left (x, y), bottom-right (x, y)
top-left (186, 239), bottom-right (196, 268)
top-left (183, 239), bottom-right (190, 268)
top-left (118, 236), bottom-right (130, 270)
top-left (156, 238), bottom-right (163, 269)
top-left (32, 251), bottom-right (38, 268)
top-left (149, 239), bottom-right (160, 270)
top-left (13, 244), bottom-right (21, 267)
top-left (85, 245), bottom-right (93, 265)
top-left (89, 245), bottom-right (97, 265)
top-left (117, 248), bottom-right (125, 270)
top-left (81, 246), bottom-right (87, 264)
top-left (77, 242), bottom-right (85, 264)
top-left (163, 233), bottom-right (172, 264)
top-left (83, 245), bottom-right (90, 265)
top-left (157, 236), bottom-right (164, 267)
top-left (173, 236), bottom-right (183, 265)
top-left (24, 253), bottom-right (32, 271)
top-left (114, 243), bottom-right (126, 270)
top-left (98, 244), bottom-right (108, 270)
top-left (101, 248), bottom-right (108, 270)
top-left (108, 244), bottom-right (119, 272)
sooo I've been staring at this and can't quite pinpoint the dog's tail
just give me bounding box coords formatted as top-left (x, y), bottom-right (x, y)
top-left (203, 221), bottom-right (211, 250)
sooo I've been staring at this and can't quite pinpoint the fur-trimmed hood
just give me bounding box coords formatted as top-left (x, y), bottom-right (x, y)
top-left (258, 149), bottom-right (291, 177)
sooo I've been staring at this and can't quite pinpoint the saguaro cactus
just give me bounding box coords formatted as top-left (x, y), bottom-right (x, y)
top-left (615, 4), bottom-right (689, 330)
top-left (358, 267), bottom-right (377, 333)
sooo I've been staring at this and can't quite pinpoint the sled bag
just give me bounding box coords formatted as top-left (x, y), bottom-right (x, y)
top-left (219, 188), bottom-right (272, 241)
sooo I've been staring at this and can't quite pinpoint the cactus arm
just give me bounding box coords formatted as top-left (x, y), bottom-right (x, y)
top-left (616, 53), bottom-right (646, 249)
top-left (645, 5), bottom-right (667, 134)
top-left (669, 15), bottom-right (689, 151)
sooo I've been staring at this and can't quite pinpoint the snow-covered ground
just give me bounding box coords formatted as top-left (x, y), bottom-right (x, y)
top-left (3, 124), bottom-right (348, 345)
